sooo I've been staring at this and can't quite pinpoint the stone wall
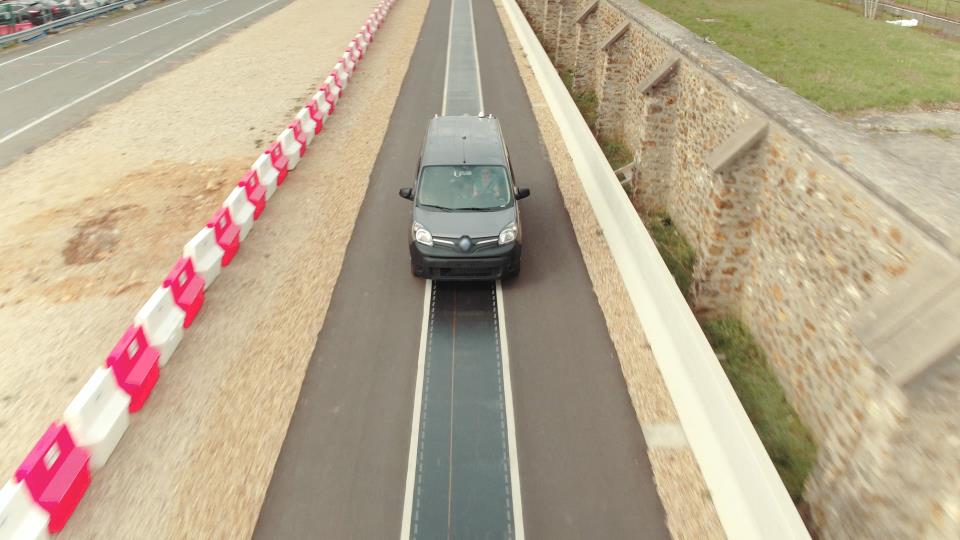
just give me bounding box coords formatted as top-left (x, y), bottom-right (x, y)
top-left (513, 0), bottom-right (960, 537)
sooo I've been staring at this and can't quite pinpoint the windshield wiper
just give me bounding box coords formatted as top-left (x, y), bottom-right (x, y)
top-left (419, 203), bottom-right (453, 212)
top-left (456, 206), bottom-right (499, 212)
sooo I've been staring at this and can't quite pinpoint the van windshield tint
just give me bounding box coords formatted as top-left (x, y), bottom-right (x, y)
top-left (416, 165), bottom-right (511, 211)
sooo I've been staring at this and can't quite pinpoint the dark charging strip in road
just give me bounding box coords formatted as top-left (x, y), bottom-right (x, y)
top-left (410, 281), bottom-right (514, 538)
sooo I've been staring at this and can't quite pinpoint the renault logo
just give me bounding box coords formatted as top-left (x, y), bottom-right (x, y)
top-left (458, 236), bottom-right (473, 252)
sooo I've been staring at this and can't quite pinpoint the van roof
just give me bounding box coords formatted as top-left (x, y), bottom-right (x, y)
top-left (421, 115), bottom-right (507, 167)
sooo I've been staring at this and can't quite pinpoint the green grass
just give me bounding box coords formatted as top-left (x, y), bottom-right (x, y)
top-left (640, 0), bottom-right (960, 112)
top-left (599, 136), bottom-right (633, 170)
top-left (701, 318), bottom-right (818, 502)
top-left (921, 126), bottom-right (956, 138)
top-left (895, 0), bottom-right (959, 19)
top-left (642, 212), bottom-right (815, 501)
top-left (646, 212), bottom-right (696, 299)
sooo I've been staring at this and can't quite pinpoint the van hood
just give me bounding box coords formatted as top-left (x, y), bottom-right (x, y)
top-left (413, 206), bottom-right (516, 239)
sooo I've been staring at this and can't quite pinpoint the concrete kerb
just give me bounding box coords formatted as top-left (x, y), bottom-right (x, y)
top-left (501, 1), bottom-right (809, 538)
top-left (0, 1), bottom-right (399, 536)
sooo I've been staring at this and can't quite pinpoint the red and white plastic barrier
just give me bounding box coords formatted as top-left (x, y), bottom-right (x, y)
top-left (0, 0), bottom-right (400, 534)
top-left (134, 287), bottom-right (185, 367)
top-left (62, 368), bottom-right (130, 471)
top-left (163, 258), bottom-right (205, 328)
top-left (222, 187), bottom-right (255, 242)
top-left (105, 326), bottom-right (160, 413)
top-left (15, 425), bottom-right (90, 533)
top-left (183, 227), bottom-right (224, 288)
top-left (239, 170), bottom-right (267, 219)
top-left (0, 480), bottom-right (49, 539)
top-left (296, 107), bottom-right (319, 146)
top-left (278, 124), bottom-right (306, 170)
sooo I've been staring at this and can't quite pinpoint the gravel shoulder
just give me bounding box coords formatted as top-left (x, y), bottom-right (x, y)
top-left (492, 1), bottom-right (724, 538)
top-left (0, 0), bottom-right (430, 537)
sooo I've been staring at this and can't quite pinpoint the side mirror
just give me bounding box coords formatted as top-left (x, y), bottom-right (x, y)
top-left (516, 187), bottom-right (531, 200)
top-left (399, 187), bottom-right (414, 200)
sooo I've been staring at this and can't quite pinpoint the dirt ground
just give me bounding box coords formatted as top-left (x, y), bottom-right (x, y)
top-left (0, 0), bottom-right (430, 537)
top-left (492, 1), bottom-right (725, 538)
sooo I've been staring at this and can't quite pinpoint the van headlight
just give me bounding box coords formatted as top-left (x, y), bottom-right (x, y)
top-left (412, 222), bottom-right (433, 246)
top-left (498, 222), bottom-right (518, 245)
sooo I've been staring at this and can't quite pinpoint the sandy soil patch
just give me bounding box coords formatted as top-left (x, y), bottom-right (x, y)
top-left (492, 1), bottom-right (725, 538)
top-left (0, 0), bottom-right (430, 537)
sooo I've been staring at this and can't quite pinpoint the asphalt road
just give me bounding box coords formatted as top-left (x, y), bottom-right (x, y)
top-left (254, 0), bottom-right (669, 537)
top-left (0, 0), bottom-right (293, 168)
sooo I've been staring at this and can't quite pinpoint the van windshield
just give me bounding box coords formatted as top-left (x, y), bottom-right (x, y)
top-left (416, 165), bottom-right (511, 211)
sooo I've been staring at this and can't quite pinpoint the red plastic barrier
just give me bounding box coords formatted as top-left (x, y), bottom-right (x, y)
top-left (206, 208), bottom-right (240, 266)
top-left (306, 99), bottom-right (324, 133)
top-left (15, 424), bottom-right (91, 533)
top-left (106, 325), bottom-right (160, 412)
top-left (239, 170), bottom-right (266, 219)
top-left (288, 120), bottom-right (307, 157)
top-left (163, 258), bottom-right (205, 328)
top-left (266, 142), bottom-right (289, 185)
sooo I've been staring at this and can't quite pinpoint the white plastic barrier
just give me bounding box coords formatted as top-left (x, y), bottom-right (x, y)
top-left (183, 227), bottom-right (224, 290)
top-left (500, 2), bottom-right (809, 539)
top-left (0, 481), bottom-right (49, 540)
top-left (313, 89), bottom-right (334, 118)
top-left (222, 187), bottom-right (255, 241)
top-left (134, 287), bottom-right (185, 367)
top-left (334, 62), bottom-right (350, 90)
top-left (63, 368), bottom-right (130, 471)
top-left (341, 52), bottom-right (356, 74)
top-left (252, 154), bottom-right (279, 200)
top-left (277, 128), bottom-right (303, 171)
top-left (295, 108), bottom-right (317, 146)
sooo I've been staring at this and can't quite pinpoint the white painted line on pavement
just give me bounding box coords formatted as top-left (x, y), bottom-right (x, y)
top-left (0, 40), bottom-right (70, 68)
top-left (0, 0), bottom-right (281, 146)
top-left (3, 11), bottom-right (192, 93)
top-left (496, 280), bottom-right (525, 540)
top-left (4, 43), bottom-right (115, 93)
top-left (109, 0), bottom-right (193, 26)
top-left (400, 280), bottom-right (433, 539)
top-left (203, 0), bottom-right (232, 10)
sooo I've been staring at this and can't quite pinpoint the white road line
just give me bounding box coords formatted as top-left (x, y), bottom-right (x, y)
top-left (439, 0), bottom-right (456, 116)
top-left (467, 0), bottom-right (483, 114)
top-left (3, 43), bottom-right (115, 93)
top-left (0, 0), bottom-right (281, 146)
top-left (203, 0), bottom-right (231, 10)
top-left (3, 10), bottom-right (195, 94)
top-left (0, 40), bottom-right (70, 68)
top-left (496, 280), bottom-right (525, 540)
top-left (400, 280), bottom-right (433, 539)
top-left (108, 0), bottom-right (194, 26)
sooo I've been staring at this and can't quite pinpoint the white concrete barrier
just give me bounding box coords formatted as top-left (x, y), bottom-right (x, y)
top-left (252, 154), bottom-right (279, 200)
top-left (63, 368), bottom-right (131, 471)
top-left (183, 227), bottom-right (224, 289)
top-left (0, 481), bottom-right (49, 540)
top-left (134, 287), bottom-right (185, 367)
top-left (222, 187), bottom-right (255, 241)
top-left (501, 2), bottom-right (810, 539)
top-left (295, 108), bottom-right (317, 146)
top-left (277, 128), bottom-right (303, 171)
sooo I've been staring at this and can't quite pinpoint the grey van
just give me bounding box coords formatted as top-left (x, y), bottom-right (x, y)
top-left (399, 114), bottom-right (530, 280)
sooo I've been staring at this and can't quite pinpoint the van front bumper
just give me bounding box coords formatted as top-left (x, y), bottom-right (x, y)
top-left (410, 242), bottom-right (521, 281)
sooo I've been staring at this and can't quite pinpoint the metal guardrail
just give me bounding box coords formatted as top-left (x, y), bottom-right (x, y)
top-left (500, 1), bottom-right (811, 538)
top-left (0, 0), bottom-right (150, 47)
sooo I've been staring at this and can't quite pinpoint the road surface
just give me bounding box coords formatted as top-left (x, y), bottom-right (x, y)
top-left (254, 0), bottom-right (670, 538)
top-left (0, 0), bottom-right (294, 168)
